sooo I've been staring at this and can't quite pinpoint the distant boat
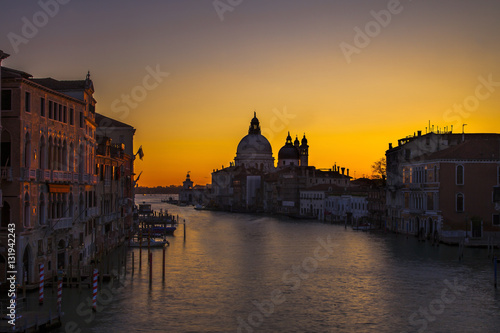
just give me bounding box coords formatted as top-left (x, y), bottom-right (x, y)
top-left (194, 204), bottom-right (204, 210)
top-left (129, 237), bottom-right (169, 247)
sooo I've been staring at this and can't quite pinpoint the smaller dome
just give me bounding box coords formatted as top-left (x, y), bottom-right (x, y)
top-left (301, 134), bottom-right (308, 145)
top-left (294, 135), bottom-right (300, 146)
top-left (278, 145), bottom-right (300, 160)
top-left (278, 132), bottom-right (300, 160)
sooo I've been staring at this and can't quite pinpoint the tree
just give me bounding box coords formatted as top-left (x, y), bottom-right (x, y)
top-left (371, 158), bottom-right (386, 180)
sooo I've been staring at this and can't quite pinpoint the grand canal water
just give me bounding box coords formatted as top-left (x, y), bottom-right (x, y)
top-left (37, 195), bottom-right (500, 332)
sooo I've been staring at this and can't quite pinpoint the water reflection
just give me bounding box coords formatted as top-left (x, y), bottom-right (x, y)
top-left (42, 195), bottom-right (500, 332)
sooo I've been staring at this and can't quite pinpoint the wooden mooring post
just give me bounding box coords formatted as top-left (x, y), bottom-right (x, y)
top-left (149, 252), bottom-right (153, 286)
top-left (184, 219), bottom-right (186, 242)
top-left (495, 256), bottom-right (498, 288)
top-left (458, 240), bottom-right (465, 262)
top-left (162, 246), bottom-right (166, 281)
top-left (132, 251), bottom-right (135, 275)
top-left (139, 233), bottom-right (143, 269)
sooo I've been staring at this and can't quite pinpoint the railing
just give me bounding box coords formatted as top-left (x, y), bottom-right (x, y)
top-left (1, 167), bottom-right (13, 181)
top-left (73, 173), bottom-right (79, 183)
top-left (80, 174), bottom-right (90, 183)
top-left (97, 212), bottom-right (120, 225)
top-left (87, 207), bottom-right (99, 217)
top-left (50, 217), bottom-right (73, 230)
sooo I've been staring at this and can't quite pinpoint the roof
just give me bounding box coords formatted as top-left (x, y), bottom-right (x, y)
top-left (426, 136), bottom-right (500, 161)
top-left (31, 78), bottom-right (87, 90)
top-left (1, 66), bottom-right (32, 79)
top-left (95, 113), bottom-right (134, 129)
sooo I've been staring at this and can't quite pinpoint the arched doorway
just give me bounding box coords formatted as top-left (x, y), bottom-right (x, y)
top-left (428, 217), bottom-right (433, 235)
top-left (57, 240), bottom-right (66, 269)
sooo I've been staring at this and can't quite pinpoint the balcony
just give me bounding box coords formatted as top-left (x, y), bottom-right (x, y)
top-left (1, 167), bottom-right (13, 181)
top-left (20, 168), bottom-right (36, 181)
top-left (79, 174), bottom-right (90, 183)
top-left (87, 207), bottom-right (99, 217)
top-left (50, 217), bottom-right (73, 230)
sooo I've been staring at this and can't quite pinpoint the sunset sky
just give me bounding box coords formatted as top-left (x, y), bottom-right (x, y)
top-left (2, 0), bottom-right (500, 186)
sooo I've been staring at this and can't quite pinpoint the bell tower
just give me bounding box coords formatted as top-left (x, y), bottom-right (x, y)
top-left (299, 134), bottom-right (309, 167)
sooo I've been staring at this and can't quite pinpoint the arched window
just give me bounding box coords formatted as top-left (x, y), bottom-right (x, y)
top-left (24, 133), bottom-right (31, 168)
top-left (39, 194), bottom-right (45, 226)
top-left (69, 142), bottom-right (74, 172)
top-left (456, 193), bottom-right (464, 212)
top-left (48, 137), bottom-right (53, 170)
top-left (1, 130), bottom-right (12, 167)
top-left (456, 165), bottom-right (464, 185)
top-left (23, 193), bottom-right (30, 228)
top-left (39, 135), bottom-right (46, 169)
top-left (62, 140), bottom-right (68, 171)
top-left (79, 144), bottom-right (85, 174)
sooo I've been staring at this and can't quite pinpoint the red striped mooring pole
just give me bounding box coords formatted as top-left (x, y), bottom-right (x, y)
top-left (57, 278), bottom-right (62, 312)
top-left (39, 264), bottom-right (44, 304)
top-left (92, 268), bottom-right (98, 312)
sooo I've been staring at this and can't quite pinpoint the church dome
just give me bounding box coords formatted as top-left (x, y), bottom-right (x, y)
top-left (236, 133), bottom-right (273, 156)
top-left (234, 112), bottom-right (274, 170)
top-left (278, 132), bottom-right (300, 160)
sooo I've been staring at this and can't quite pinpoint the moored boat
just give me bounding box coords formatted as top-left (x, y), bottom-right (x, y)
top-left (129, 237), bottom-right (169, 247)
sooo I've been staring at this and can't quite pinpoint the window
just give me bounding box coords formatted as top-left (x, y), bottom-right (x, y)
top-left (40, 98), bottom-right (45, 117)
top-left (59, 104), bottom-right (62, 122)
top-left (54, 103), bottom-right (58, 121)
top-left (49, 101), bottom-right (53, 118)
top-left (456, 165), bottom-right (464, 185)
top-left (494, 214), bottom-right (500, 226)
top-left (456, 193), bottom-right (464, 212)
top-left (427, 192), bottom-right (434, 210)
top-left (1, 90), bottom-right (12, 110)
top-left (25, 92), bottom-right (31, 112)
top-left (70, 108), bottom-right (74, 125)
top-left (79, 112), bottom-right (84, 128)
top-left (63, 106), bottom-right (67, 123)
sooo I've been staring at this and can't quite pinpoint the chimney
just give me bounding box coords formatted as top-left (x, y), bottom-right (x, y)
top-left (341, 167), bottom-right (345, 175)
top-left (347, 169), bottom-right (349, 177)
top-left (389, 143), bottom-right (392, 149)
top-left (418, 130), bottom-right (422, 136)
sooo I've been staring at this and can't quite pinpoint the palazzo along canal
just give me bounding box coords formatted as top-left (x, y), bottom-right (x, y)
top-left (49, 195), bottom-right (500, 332)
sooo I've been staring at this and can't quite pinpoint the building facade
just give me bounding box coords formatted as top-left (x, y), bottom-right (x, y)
top-left (0, 64), bottom-right (136, 286)
top-left (387, 130), bottom-right (500, 243)
top-left (1, 67), bottom-right (98, 284)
